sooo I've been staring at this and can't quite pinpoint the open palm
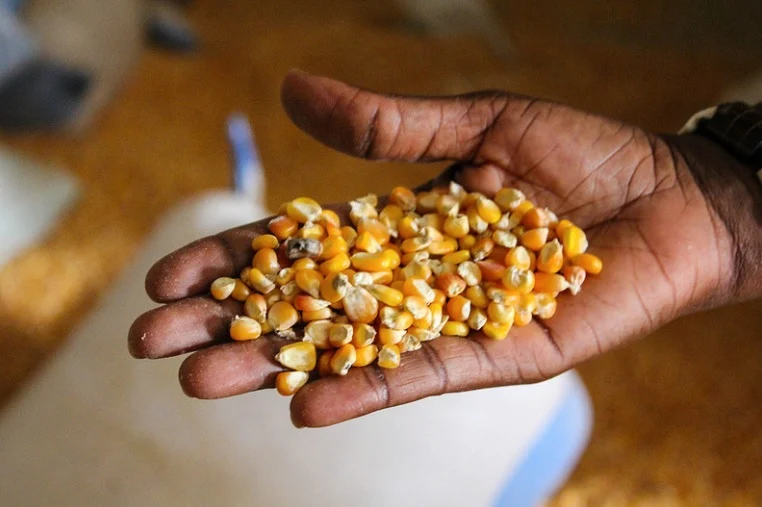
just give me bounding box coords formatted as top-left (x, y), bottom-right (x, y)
top-left (129, 70), bottom-right (734, 427)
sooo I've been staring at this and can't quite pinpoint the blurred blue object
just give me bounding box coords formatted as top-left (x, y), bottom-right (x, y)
top-left (227, 113), bottom-right (265, 201)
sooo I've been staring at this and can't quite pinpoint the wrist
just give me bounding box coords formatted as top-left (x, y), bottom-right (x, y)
top-left (665, 133), bottom-right (762, 304)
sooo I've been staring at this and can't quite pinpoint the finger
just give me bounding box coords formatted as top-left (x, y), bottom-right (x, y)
top-left (289, 326), bottom-right (564, 428)
top-left (281, 69), bottom-right (523, 163)
top-left (128, 296), bottom-right (240, 358)
top-left (178, 338), bottom-right (288, 399)
top-left (145, 203), bottom-right (351, 303)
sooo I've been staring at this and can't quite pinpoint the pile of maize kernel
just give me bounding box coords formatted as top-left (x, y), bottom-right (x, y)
top-left (209, 183), bottom-right (602, 396)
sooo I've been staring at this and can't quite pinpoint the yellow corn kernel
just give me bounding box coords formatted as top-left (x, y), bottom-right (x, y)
top-left (402, 261), bottom-right (433, 282)
top-left (294, 269), bottom-right (323, 298)
top-left (231, 279), bottom-right (251, 301)
top-left (534, 293), bottom-right (558, 319)
top-left (519, 293), bottom-right (537, 314)
top-left (350, 251), bottom-right (394, 272)
top-left (442, 250), bottom-right (470, 265)
top-left (390, 186), bottom-right (417, 212)
top-left (379, 204), bottom-right (403, 236)
top-left (351, 271), bottom-right (374, 287)
top-left (413, 307), bottom-right (433, 329)
top-left (428, 238), bottom-right (458, 255)
top-left (261, 320), bottom-right (274, 335)
top-left (380, 307), bottom-right (415, 330)
top-left (398, 334), bottom-right (424, 353)
top-left (265, 290), bottom-right (282, 307)
top-left (514, 308), bottom-right (533, 327)
top-left (378, 326), bottom-right (406, 345)
top-left (298, 222), bottom-right (326, 240)
top-left (377, 344), bottom-right (401, 369)
top-left (383, 248), bottom-right (401, 269)
top-left (358, 218), bottom-right (391, 246)
top-left (320, 252), bottom-right (351, 276)
top-left (290, 258), bottom-right (315, 271)
top-left (416, 191), bottom-right (438, 213)
top-left (435, 273), bottom-right (467, 298)
top-left (317, 350), bottom-right (334, 377)
top-left (441, 320), bottom-right (469, 337)
top-left (446, 295), bottom-right (472, 322)
top-left (369, 270), bottom-right (394, 285)
top-left (320, 236), bottom-right (348, 260)
top-left (319, 272), bottom-right (349, 303)
top-left (420, 213), bottom-right (445, 232)
top-left (251, 234), bottom-right (279, 251)
top-left (562, 265), bottom-right (587, 295)
top-left (442, 215), bottom-right (470, 239)
top-left (275, 341), bottom-right (316, 371)
top-left (239, 267), bottom-right (253, 288)
top-left (521, 207), bottom-right (552, 229)
top-left (229, 316), bottom-right (262, 341)
top-left (561, 226), bottom-right (589, 258)
top-left (467, 205), bottom-right (489, 233)
top-left (275, 371), bottom-right (309, 396)
top-left (352, 323), bottom-right (377, 348)
top-left (485, 286), bottom-right (521, 307)
top-left (494, 187), bottom-right (526, 212)
top-left (482, 321), bottom-right (512, 340)
top-left (286, 197), bottom-right (322, 224)
top-left (356, 193), bottom-right (378, 207)
top-left (436, 194), bottom-right (460, 216)
top-left (397, 215), bottom-right (420, 239)
top-left (515, 199), bottom-right (535, 215)
top-left (268, 215), bottom-right (299, 240)
top-left (456, 261), bottom-right (482, 287)
top-left (520, 228), bottom-right (550, 251)
top-left (294, 294), bottom-right (331, 312)
top-left (253, 248), bottom-right (280, 276)
top-left (429, 303), bottom-right (445, 331)
top-left (304, 320), bottom-right (333, 349)
top-left (465, 285), bottom-right (488, 309)
top-left (244, 294), bottom-right (268, 323)
top-left (459, 234), bottom-right (477, 250)
top-left (402, 295), bottom-right (428, 320)
top-left (502, 266), bottom-right (535, 294)
top-left (537, 239), bottom-right (564, 274)
top-left (555, 219), bottom-right (574, 238)
top-left (492, 230), bottom-right (518, 249)
top-left (268, 301), bottom-right (299, 331)
top-left (401, 235), bottom-right (432, 253)
top-left (572, 253), bottom-right (603, 275)
top-left (533, 272), bottom-right (570, 294)
top-left (320, 208), bottom-right (341, 229)
top-left (401, 251), bottom-right (428, 265)
top-left (355, 231), bottom-right (383, 253)
top-left (302, 307), bottom-right (333, 322)
top-left (431, 288), bottom-right (447, 306)
top-left (475, 196), bottom-right (502, 224)
top-left (367, 284), bottom-right (404, 307)
top-left (349, 200), bottom-right (378, 225)
top-left (354, 344), bottom-right (379, 367)
top-left (329, 344), bottom-right (357, 376)
top-left (210, 277), bottom-right (236, 300)
top-left (329, 323), bottom-right (354, 348)
top-left (342, 286), bottom-right (379, 324)
top-left (340, 226), bottom-right (358, 249)
top-left (467, 307), bottom-right (488, 331)
top-left (487, 302), bottom-right (515, 326)
top-left (275, 267), bottom-right (296, 286)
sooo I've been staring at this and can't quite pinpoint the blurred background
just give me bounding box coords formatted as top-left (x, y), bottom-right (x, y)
top-left (1, 0), bottom-right (762, 504)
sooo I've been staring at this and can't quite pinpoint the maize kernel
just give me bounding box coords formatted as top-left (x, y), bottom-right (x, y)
top-left (377, 344), bottom-right (401, 369)
top-left (275, 342), bottom-right (316, 371)
top-left (502, 266), bottom-right (535, 294)
top-left (369, 270), bottom-right (394, 285)
top-left (275, 267), bottom-right (296, 286)
top-left (465, 285), bottom-right (489, 308)
top-left (294, 294), bottom-right (331, 312)
top-left (320, 236), bottom-right (348, 260)
top-left (253, 248), bottom-right (280, 276)
top-left (487, 302), bottom-right (515, 326)
top-left (275, 371), bottom-right (309, 396)
top-left (380, 307), bottom-right (415, 330)
top-left (428, 237), bottom-right (458, 255)
top-left (244, 294), bottom-right (268, 323)
top-left (285, 238), bottom-right (322, 260)
top-left (329, 323), bottom-right (354, 348)
top-left (294, 269), bottom-right (323, 298)
top-left (287, 197), bottom-right (322, 224)
top-left (268, 301), bottom-right (299, 331)
top-left (367, 284), bottom-right (404, 307)
top-left (470, 237), bottom-right (495, 261)
top-left (468, 307), bottom-right (488, 331)
top-left (317, 350), bottom-right (334, 377)
top-left (482, 321), bottom-right (511, 340)
top-left (358, 218), bottom-right (391, 246)
top-left (494, 188), bottom-right (526, 212)
top-left (442, 250), bottom-right (471, 265)
top-left (351, 251), bottom-right (395, 272)
top-left (298, 223), bottom-right (326, 240)
top-left (354, 344), bottom-right (379, 367)
top-left (436, 273), bottom-right (467, 297)
top-left (492, 230), bottom-right (518, 248)
top-left (533, 272), bottom-right (570, 294)
top-left (467, 205), bottom-right (489, 233)
top-left (475, 196), bottom-right (502, 224)
top-left (229, 316), bottom-right (262, 341)
top-left (413, 307), bottom-right (433, 329)
top-left (486, 286), bottom-right (521, 307)
top-left (476, 260), bottom-right (506, 282)
top-left (572, 253), bottom-right (603, 275)
top-left (459, 234), bottom-right (477, 250)
top-left (398, 334), bottom-right (424, 353)
top-left (390, 186), bottom-right (417, 212)
top-left (446, 295), bottom-right (472, 322)
top-left (443, 214), bottom-right (470, 238)
top-left (210, 277), bottom-right (236, 300)
top-left (561, 226), bottom-right (588, 258)
top-left (340, 226), bottom-right (358, 249)
top-left (455, 261), bottom-right (481, 287)
top-left (416, 191), bottom-right (439, 213)
top-left (521, 207), bottom-right (552, 229)
top-left (304, 320), bottom-right (333, 349)
top-left (534, 293), bottom-right (558, 319)
top-left (537, 239), bottom-right (564, 274)
top-left (398, 215), bottom-right (420, 239)
top-left (268, 215), bottom-right (299, 240)
top-left (562, 265), bottom-right (586, 295)
top-left (431, 289), bottom-right (447, 306)
top-left (342, 286), bottom-right (379, 324)
top-left (251, 234), bottom-right (279, 251)
top-left (352, 323), bottom-right (377, 348)
top-left (319, 272), bottom-right (349, 302)
top-left (520, 228), bottom-right (549, 251)
top-left (231, 279), bottom-right (251, 302)
top-left (349, 200), bottom-right (378, 225)
top-left (378, 326), bottom-right (406, 345)
top-left (320, 253), bottom-right (351, 276)
top-left (442, 320), bottom-right (469, 337)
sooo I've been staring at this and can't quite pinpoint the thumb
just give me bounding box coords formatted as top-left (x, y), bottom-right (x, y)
top-left (280, 69), bottom-right (524, 163)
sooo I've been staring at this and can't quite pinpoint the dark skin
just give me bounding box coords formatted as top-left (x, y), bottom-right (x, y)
top-left (129, 70), bottom-right (762, 427)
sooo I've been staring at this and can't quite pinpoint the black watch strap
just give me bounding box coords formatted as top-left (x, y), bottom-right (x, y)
top-left (681, 102), bottom-right (762, 183)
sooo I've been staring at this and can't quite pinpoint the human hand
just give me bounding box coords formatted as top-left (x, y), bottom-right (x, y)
top-left (129, 70), bottom-right (762, 427)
